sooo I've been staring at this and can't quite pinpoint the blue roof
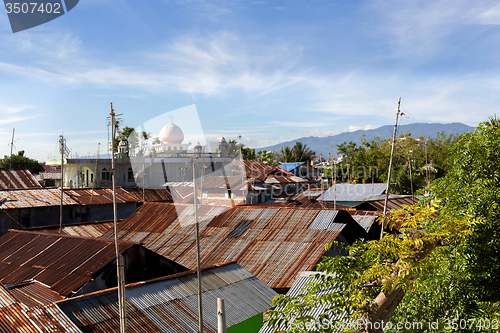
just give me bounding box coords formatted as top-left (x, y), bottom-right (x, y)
top-left (279, 162), bottom-right (304, 171)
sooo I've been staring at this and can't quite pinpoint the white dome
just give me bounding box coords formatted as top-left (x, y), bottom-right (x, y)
top-left (159, 121), bottom-right (184, 144)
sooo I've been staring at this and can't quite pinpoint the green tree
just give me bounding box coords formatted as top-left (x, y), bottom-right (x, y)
top-left (279, 142), bottom-right (315, 163)
top-left (0, 150), bottom-right (44, 175)
top-left (335, 132), bottom-right (459, 193)
top-left (266, 204), bottom-right (472, 332)
top-left (114, 126), bottom-right (151, 157)
top-left (279, 145), bottom-right (293, 163)
top-left (242, 147), bottom-right (256, 160)
top-left (257, 150), bottom-right (278, 165)
top-left (292, 142), bottom-right (315, 162)
top-left (391, 117), bottom-right (500, 330)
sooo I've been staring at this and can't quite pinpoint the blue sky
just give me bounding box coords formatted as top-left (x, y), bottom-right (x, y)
top-left (1, 0), bottom-right (500, 161)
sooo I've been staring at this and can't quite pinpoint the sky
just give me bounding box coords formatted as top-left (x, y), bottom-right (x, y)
top-left (0, 0), bottom-right (500, 162)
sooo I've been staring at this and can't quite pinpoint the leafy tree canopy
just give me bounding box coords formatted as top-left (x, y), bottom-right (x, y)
top-left (279, 142), bottom-right (315, 163)
top-left (114, 126), bottom-right (151, 157)
top-left (266, 204), bottom-right (472, 333)
top-left (0, 150), bottom-right (44, 175)
top-left (335, 131), bottom-right (459, 194)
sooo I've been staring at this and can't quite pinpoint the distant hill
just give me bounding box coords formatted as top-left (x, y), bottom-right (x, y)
top-left (258, 122), bottom-right (475, 157)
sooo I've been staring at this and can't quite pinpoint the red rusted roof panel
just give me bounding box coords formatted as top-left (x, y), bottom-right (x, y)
top-left (124, 187), bottom-right (173, 202)
top-left (64, 188), bottom-right (137, 205)
top-left (0, 230), bottom-right (135, 297)
top-left (109, 202), bottom-right (351, 288)
top-left (0, 169), bottom-right (41, 190)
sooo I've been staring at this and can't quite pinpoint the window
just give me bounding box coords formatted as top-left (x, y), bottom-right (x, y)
top-left (127, 168), bottom-right (134, 181)
top-left (102, 168), bottom-right (110, 181)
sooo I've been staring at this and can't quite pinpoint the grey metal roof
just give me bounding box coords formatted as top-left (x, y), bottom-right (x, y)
top-left (352, 215), bottom-right (378, 232)
top-left (57, 262), bottom-right (277, 333)
top-left (318, 183), bottom-right (387, 202)
top-left (259, 271), bottom-right (349, 333)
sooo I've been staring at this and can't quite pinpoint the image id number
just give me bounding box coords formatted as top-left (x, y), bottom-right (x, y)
top-left (5, 2), bottom-right (61, 14)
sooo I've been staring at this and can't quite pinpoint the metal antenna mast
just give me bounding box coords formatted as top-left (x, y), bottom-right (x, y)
top-left (110, 103), bottom-right (128, 333)
top-left (59, 134), bottom-right (70, 234)
top-left (381, 97), bottom-right (403, 239)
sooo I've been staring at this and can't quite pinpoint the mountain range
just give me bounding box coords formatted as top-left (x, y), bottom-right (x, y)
top-left (259, 122), bottom-right (475, 157)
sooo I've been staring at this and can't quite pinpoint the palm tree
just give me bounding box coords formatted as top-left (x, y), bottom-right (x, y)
top-left (292, 142), bottom-right (315, 162)
top-left (279, 146), bottom-right (293, 163)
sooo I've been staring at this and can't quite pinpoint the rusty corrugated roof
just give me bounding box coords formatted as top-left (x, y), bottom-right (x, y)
top-left (0, 283), bottom-right (81, 332)
top-left (28, 220), bottom-right (118, 238)
top-left (124, 187), bottom-right (173, 202)
top-left (8, 281), bottom-right (64, 308)
top-left (0, 169), bottom-right (41, 190)
top-left (0, 230), bottom-right (136, 297)
top-left (56, 262), bottom-right (276, 333)
top-left (358, 196), bottom-right (418, 211)
top-left (0, 188), bottom-right (78, 209)
top-left (103, 203), bottom-right (357, 288)
top-left (64, 188), bottom-right (137, 205)
top-left (249, 198), bottom-right (353, 210)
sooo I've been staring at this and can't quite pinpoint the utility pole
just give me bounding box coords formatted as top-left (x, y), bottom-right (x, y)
top-left (382, 97), bottom-right (403, 239)
top-left (217, 298), bottom-right (227, 333)
top-left (408, 151), bottom-right (414, 204)
top-left (8, 129), bottom-right (15, 189)
top-left (110, 103), bottom-right (127, 333)
top-left (58, 135), bottom-right (70, 234)
top-left (192, 156), bottom-right (203, 333)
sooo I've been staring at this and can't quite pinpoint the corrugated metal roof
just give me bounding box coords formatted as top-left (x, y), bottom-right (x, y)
top-left (124, 187), bottom-right (173, 202)
top-left (103, 203), bottom-right (357, 288)
top-left (64, 188), bottom-right (137, 205)
top-left (0, 283), bottom-right (82, 332)
top-left (0, 169), bottom-right (42, 190)
top-left (352, 215), bottom-right (378, 232)
top-left (265, 175), bottom-right (307, 184)
top-left (358, 196), bottom-right (417, 211)
top-left (34, 172), bottom-right (62, 181)
top-left (24, 303), bottom-right (83, 332)
top-left (0, 188), bottom-right (78, 209)
top-left (28, 221), bottom-right (115, 238)
top-left (0, 283), bottom-right (16, 308)
top-left (0, 230), bottom-right (136, 297)
top-left (259, 271), bottom-right (348, 333)
top-left (8, 281), bottom-right (64, 308)
top-left (318, 183), bottom-right (387, 202)
top-left (249, 198), bottom-right (353, 210)
top-left (57, 262), bottom-right (276, 333)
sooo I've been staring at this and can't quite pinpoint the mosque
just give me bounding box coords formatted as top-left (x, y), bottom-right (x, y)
top-left (45, 120), bottom-right (237, 189)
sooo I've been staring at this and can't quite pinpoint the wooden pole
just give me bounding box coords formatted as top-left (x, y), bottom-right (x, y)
top-left (382, 97), bottom-right (402, 239)
top-left (218, 298), bottom-right (227, 333)
top-left (59, 134), bottom-right (65, 234)
top-left (193, 157), bottom-right (203, 333)
top-left (111, 103), bottom-right (128, 333)
top-left (8, 129), bottom-right (14, 189)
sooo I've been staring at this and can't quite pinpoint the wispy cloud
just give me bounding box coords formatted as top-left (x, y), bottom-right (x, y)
top-left (0, 30), bottom-right (308, 97)
top-left (343, 124), bottom-right (375, 132)
top-left (162, 0), bottom-right (240, 20)
top-left (0, 105), bottom-right (31, 114)
top-left (0, 116), bottom-right (36, 126)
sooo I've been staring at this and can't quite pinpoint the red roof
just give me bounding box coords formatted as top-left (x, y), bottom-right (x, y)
top-left (102, 202), bottom-right (357, 288)
top-left (0, 230), bottom-right (136, 297)
top-left (0, 169), bottom-right (41, 190)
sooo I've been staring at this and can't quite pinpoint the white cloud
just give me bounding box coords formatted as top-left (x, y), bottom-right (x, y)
top-left (342, 124), bottom-right (375, 133)
top-left (0, 30), bottom-right (308, 96)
